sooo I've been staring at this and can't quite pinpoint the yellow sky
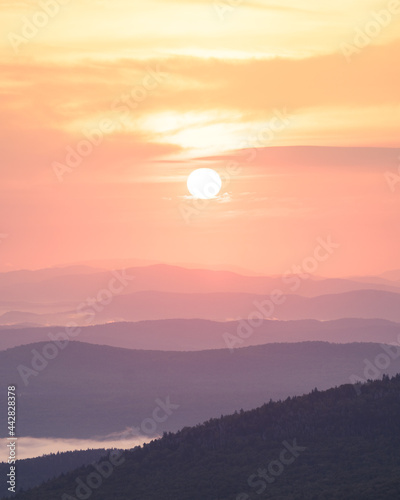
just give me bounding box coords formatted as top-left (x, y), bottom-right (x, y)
top-left (0, 0), bottom-right (399, 274)
top-left (1, 0), bottom-right (400, 153)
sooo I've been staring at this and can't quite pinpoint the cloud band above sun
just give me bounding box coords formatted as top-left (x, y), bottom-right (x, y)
top-left (0, 0), bottom-right (399, 276)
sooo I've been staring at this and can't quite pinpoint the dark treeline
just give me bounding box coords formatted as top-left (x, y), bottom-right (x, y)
top-left (0, 448), bottom-right (120, 498)
top-left (6, 374), bottom-right (400, 499)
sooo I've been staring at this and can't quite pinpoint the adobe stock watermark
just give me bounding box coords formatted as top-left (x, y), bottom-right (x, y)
top-left (8, 0), bottom-right (71, 54)
top-left (236, 439), bottom-right (306, 499)
top-left (349, 340), bottom-right (400, 395)
top-left (178, 162), bottom-right (241, 224)
top-left (178, 108), bottom-right (291, 224)
top-left (384, 153), bottom-right (400, 192)
top-left (223, 235), bottom-right (340, 352)
top-left (61, 449), bottom-right (124, 500)
top-left (62, 397), bottom-right (180, 500)
top-left (52, 66), bottom-right (168, 182)
top-left (213, 0), bottom-right (245, 21)
top-left (17, 269), bottom-right (134, 386)
top-left (116, 396), bottom-right (180, 441)
top-left (340, 1), bottom-right (400, 63)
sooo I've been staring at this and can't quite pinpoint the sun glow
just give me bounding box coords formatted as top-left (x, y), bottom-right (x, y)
top-left (140, 111), bottom-right (248, 153)
top-left (187, 168), bottom-right (222, 199)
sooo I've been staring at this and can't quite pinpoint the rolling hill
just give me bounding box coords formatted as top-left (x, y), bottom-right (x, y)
top-left (7, 374), bottom-right (400, 500)
top-left (1, 341), bottom-right (399, 439)
top-left (0, 449), bottom-right (115, 499)
top-left (0, 317), bottom-right (399, 352)
top-left (0, 264), bottom-right (399, 305)
top-left (2, 289), bottom-right (400, 326)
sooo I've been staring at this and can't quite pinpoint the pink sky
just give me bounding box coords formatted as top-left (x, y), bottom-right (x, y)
top-left (0, 0), bottom-right (399, 275)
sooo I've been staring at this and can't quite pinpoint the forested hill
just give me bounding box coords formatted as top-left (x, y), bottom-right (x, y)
top-left (8, 375), bottom-right (400, 500)
top-left (0, 449), bottom-right (119, 498)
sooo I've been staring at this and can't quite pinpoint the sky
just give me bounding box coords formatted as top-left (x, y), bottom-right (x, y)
top-left (0, 0), bottom-right (399, 276)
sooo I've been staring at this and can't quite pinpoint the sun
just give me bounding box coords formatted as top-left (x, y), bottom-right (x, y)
top-left (187, 168), bottom-right (222, 199)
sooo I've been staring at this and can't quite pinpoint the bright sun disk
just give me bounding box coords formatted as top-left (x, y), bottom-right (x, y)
top-left (187, 168), bottom-right (222, 199)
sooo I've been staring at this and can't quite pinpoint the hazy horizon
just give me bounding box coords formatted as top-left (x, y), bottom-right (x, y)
top-left (1, 1), bottom-right (399, 498)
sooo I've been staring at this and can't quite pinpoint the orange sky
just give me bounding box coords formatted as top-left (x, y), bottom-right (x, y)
top-left (0, 0), bottom-right (399, 275)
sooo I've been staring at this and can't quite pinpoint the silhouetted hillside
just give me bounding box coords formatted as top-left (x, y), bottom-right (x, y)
top-left (8, 375), bottom-right (400, 500)
top-left (0, 448), bottom-right (117, 498)
top-left (1, 341), bottom-right (399, 438)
